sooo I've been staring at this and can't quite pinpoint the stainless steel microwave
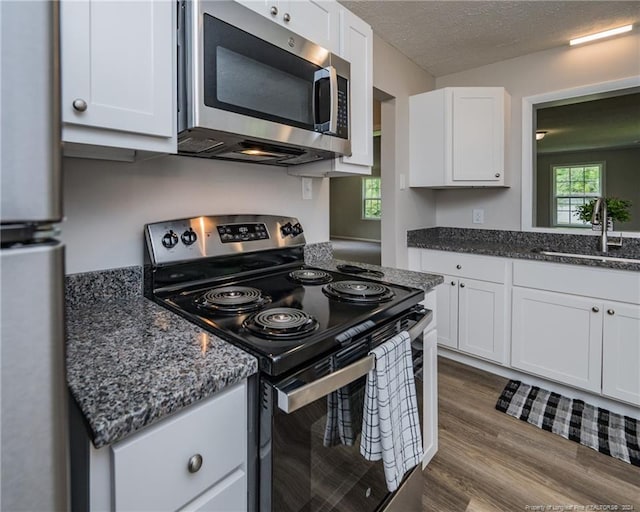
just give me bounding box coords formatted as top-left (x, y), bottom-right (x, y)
top-left (177, 0), bottom-right (351, 166)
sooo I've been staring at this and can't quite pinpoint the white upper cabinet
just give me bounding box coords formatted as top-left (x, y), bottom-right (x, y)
top-left (235, 0), bottom-right (340, 52)
top-left (331, 6), bottom-right (372, 173)
top-left (289, 3), bottom-right (373, 177)
top-left (409, 87), bottom-right (510, 187)
top-left (60, 0), bottom-right (176, 156)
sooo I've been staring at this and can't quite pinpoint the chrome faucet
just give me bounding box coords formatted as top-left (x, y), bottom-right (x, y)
top-left (591, 197), bottom-right (622, 253)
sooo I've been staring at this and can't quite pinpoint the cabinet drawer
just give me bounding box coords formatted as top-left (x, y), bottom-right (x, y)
top-left (513, 260), bottom-right (640, 304)
top-left (420, 249), bottom-right (507, 283)
top-left (112, 383), bottom-right (246, 512)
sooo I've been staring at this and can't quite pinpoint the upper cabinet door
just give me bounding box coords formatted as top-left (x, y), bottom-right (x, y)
top-left (335, 6), bottom-right (372, 170)
top-left (451, 88), bottom-right (505, 183)
top-left (235, 0), bottom-right (339, 52)
top-left (61, 0), bottom-right (174, 141)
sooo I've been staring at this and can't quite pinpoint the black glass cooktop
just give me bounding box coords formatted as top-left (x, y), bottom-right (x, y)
top-left (154, 267), bottom-right (423, 376)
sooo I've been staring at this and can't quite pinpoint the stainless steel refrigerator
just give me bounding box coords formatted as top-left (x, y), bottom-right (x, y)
top-left (1, 1), bottom-right (69, 509)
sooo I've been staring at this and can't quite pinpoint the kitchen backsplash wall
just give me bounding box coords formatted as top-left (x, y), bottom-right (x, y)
top-left (434, 31), bottom-right (640, 231)
top-left (62, 156), bottom-right (329, 273)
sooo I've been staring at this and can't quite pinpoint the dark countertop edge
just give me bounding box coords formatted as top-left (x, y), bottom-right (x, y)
top-left (407, 241), bottom-right (640, 272)
top-left (311, 258), bottom-right (445, 292)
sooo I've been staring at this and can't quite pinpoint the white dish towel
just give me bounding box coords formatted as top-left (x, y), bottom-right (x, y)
top-left (360, 330), bottom-right (423, 492)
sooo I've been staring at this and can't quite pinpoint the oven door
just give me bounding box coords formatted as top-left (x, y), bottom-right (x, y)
top-left (259, 309), bottom-right (431, 512)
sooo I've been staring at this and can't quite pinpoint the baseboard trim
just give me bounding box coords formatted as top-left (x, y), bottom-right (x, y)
top-left (438, 348), bottom-right (640, 419)
top-left (330, 236), bottom-right (382, 243)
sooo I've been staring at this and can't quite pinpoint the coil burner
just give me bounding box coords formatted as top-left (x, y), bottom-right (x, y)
top-left (195, 286), bottom-right (271, 314)
top-left (243, 307), bottom-right (319, 339)
top-left (288, 269), bottom-right (333, 285)
top-left (322, 280), bottom-right (395, 304)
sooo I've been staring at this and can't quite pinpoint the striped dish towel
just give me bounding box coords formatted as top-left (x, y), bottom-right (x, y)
top-left (323, 369), bottom-right (365, 447)
top-left (360, 331), bottom-right (423, 492)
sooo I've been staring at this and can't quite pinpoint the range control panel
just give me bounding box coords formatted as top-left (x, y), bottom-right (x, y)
top-left (217, 222), bottom-right (269, 243)
top-left (145, 214), bottom-right (306, 266)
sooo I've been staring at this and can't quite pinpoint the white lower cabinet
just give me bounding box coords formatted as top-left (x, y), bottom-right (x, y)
top-left (73, 381), bottom-right (248, 512)
top-left (511, 287), bottom-right (603, 393)
top-left (416, 249), bottom-right (508, 364)
top-left (602, 302), bottom-right (640, 406)
top-left (409, 247), bottom-right (640, 408)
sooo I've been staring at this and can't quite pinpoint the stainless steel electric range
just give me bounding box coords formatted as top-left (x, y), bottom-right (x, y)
top-left (144, 214), bottom-right (432, 512)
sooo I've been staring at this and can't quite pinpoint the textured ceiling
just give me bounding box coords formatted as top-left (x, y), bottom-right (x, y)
top-left (338, 1), bottom-right (640, 77)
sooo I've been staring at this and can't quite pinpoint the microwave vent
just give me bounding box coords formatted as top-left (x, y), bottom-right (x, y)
top-left (178, 137), bottom-right (225, 154)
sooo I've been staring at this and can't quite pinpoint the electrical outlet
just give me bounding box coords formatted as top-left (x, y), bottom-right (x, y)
top-left (302, 178), bottom-right (313, 200)
top-left (472, 209), bottom-right (484, 224)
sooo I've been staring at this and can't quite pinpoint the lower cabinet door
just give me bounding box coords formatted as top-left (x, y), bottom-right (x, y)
top-left (436, 276), bottom-right (458, 349)
top-left (602, 302), bottom-right (640, 406)
top-left (458, 278), bottom-right (506, 364)
top-left (180, 468), bottom-right (247, 512)
top-left (111, 383), bottom-right (246, 511)
top-left (511, 287), bottom-right (603, 392)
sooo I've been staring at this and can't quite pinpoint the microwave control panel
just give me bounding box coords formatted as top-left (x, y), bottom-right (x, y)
top-left (336, 76), bottom-right (349, 140)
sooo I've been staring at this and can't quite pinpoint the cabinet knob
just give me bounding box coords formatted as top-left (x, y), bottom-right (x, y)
top-left (187, 454), bottom-right (203, 473)
top-left (607, 309), bottom-right (615, 315)
top-left (495, 173), bottom-right (501, 178)
top-left (450, 281), bottom-right (456, 286)
top-left (270, 5), bottom-right (278, 15)
top-left (283, 12), bottom-right (291, 22)
top-left (456, 264), bottom-right (462, 270)
top-left (72, 98), bottom-right (87, 112)
top-left (460, 283), bottom-right (465, 288)
top-left (592, 306), bottom-right (599, 313)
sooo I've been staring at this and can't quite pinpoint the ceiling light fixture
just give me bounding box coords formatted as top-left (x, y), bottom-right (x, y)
top-left (536, 131), bottom-right (547, 141)
top-left (570, 25), bottom-right (633, 46)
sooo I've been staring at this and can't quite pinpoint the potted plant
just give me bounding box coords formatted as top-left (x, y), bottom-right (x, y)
top-left (576, 197), bottom-right (632, 228)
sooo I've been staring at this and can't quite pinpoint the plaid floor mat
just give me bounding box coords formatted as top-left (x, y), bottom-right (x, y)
top-left (496, 380), bottom-right (640, 467)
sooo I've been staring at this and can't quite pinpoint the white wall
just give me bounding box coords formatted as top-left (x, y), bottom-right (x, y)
top-left (373, 35), bottom-right (436, 269)
top-left (434, 32), bottom-right (640, 230)
top-left (62, 156), bottom-right (329, 273)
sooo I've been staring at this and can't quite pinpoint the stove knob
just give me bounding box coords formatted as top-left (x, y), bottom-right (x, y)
top-left (290, 222), bottom-right (303, 236)
top-left (161, 230), bottom-right (179, 249)
top-left (280, 222), bottom-right (293, 237)
top-left (181, 228), bottom-right (198, 246)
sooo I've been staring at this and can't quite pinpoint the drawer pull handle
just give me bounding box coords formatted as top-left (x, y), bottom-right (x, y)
top-left (592, 306), bottom-right (599, 313)
top-left (270, 5), bottom-right (278, 15)
top-left (460, 283), bottom-right (465, 288)
top-left (607, 309), bottom-right (615, 315)
top-left (456, 264), bottom-right (462, 270)
top-left (495, 173), bottom-right (501, 178)
top-left (283, 12), bottom-right (291, 22)
top-left (188, 454), bottom-right (203, 473)
top-left (450, 281), bottom-right (456, 286)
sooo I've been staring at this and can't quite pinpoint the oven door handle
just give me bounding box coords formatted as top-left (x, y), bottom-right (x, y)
top-left (276, 309), bottom-right (433, 414)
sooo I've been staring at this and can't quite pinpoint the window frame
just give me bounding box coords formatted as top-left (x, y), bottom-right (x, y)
top-left (361, 177), bottom-right (382, 220)
top-left (550, 161), bottom-right (605, 228)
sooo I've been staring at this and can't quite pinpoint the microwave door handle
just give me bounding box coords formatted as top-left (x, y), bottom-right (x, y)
top-left (313, 66), bottom-right (338, 134)
top-left (276, 354), bottom-right (374, 414)
top-left (275, 310), bottom-right (432, 414)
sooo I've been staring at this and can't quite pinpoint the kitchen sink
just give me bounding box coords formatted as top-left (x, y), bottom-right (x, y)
top-left (533, 250), bottom-right (640, 264)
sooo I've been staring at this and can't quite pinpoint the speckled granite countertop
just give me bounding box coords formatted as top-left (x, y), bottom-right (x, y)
top-left (66, 268), bottom-right (258, 448)
top-left (407, 227), bottom-right (640, 272)
top-left (66, 243), bottom-right (441, 448)
top-left (311, 258), bottom-right (444, 292)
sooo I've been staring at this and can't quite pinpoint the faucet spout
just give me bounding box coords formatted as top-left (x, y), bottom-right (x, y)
top-left (591, 197), bottom-right (608, 253)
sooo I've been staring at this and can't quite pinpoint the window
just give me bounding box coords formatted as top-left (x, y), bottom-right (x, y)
top-left (552, 163), bottom-right (603, 227)
top-left (362, 177), bottom-right (381, 219)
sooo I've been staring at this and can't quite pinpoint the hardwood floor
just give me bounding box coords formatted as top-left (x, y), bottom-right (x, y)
top-left (422, 358), bottom-right (640, 511)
